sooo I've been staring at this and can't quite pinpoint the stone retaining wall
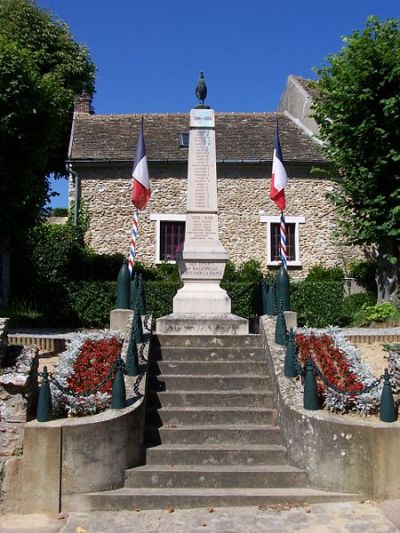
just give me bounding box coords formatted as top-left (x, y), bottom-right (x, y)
top-left (0, 344), bottom-right (39, 501)
top-left (4, 317), bottom-right (150, 514)
top-left (71, 163), bottom-right (362, 277)
top-left (0, 317), bottom-right (8, 365)
top-left (261, 316), bottom-right (400, 499)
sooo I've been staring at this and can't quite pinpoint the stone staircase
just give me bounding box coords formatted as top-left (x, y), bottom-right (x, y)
top-left (72, 333), bottom-right (359, 510)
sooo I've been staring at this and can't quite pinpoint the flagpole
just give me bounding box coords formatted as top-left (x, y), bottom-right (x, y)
top-left (280, 210), bottom-right (287, 271)
top-left (128, 116), bottom-right (151, 277)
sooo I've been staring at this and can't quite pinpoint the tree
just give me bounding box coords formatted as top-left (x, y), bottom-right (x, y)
top-left (0, 0), bottom-right (95, 305)
top-left (312, 17), bottom-right (400, 303)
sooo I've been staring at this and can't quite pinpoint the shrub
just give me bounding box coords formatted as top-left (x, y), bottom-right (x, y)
top-left (145, 281), bottom-right (182, 319)
top-left (66, 281), bottom-right (116, 328)
top-left (291, 281), bottom-right (345, 327)
top-left (348, 260), bottom-right (377, 294)
top-left (342, 293), bottom-right (376, 325)
top-left (305, 264), bottom-right (344, 282)
top-left (78, 252), bottom-right (125, 281)
top-left (352, 302), bottom-right (397, 326)
top-left (222, 281), bottom-right (259, 318)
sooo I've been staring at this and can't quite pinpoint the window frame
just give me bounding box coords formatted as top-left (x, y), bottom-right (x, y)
top-left (150, 213), bottom-right (186, 263)
top-left (260, 215), bottom-right (305, 267)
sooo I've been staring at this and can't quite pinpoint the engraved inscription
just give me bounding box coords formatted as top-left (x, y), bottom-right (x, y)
top-left (187, 129), bottom-right (217, 212)
top-left (181, 261), bottom-right (225, 280)
top-left (186, 214), bottom-right (218, 242)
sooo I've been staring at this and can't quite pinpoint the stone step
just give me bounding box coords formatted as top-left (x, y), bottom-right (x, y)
top-left (144, 424), bottom-right (282, 445)
top-left (145, 407), bottom-right (276, 426)
top-left (147, 390), bottom-right (274, 408)
top-left (144, 443), bottom-right (288, 466)
top-left (125, 464), bottom-right (308, 489)
top-left (66, 487), bottom-right (360, 511)
top-left (149, 360), bottom-right (267, 376)
top-left (153, 334), bottom-right (263, 349)
top-left (147, 374), bottom-right (269, 392)
top-left (151, 346), bottom-right (264, 362)
top-left (146, 407), bottom-right (276, 427)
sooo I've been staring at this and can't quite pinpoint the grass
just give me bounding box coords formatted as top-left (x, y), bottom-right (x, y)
top-left (0, 299), bottom-right (44, 327)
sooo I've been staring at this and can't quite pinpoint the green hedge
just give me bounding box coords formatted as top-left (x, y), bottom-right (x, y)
top-left (291, 280), bottom-right (345, 327)
top-left (145, 281), bottom-right (182, 320)
top-left (66, 281), bottom-right (116, 327)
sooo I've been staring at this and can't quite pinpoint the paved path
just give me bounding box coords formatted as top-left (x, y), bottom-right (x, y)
top-left (1, 501), bottom-right (399, 532)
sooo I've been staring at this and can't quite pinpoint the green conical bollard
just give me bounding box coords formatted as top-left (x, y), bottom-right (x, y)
top-left (276, 265), bottom-right (290, 311)
top-left (303, 357), bottom-right (320, 410)
top-left (380, 368), bottom-right (397, 422)
top-left (284, 328), bottom-right (298, 378)
top-left (268, 283), bottom-right (278, 316)
top-left (261, 280), bottom-right (269, 315)
top-left (116, 260), bottom-right (130, 309)
top-left (275, 301), bottom-right (287, 345)
top-left (111, 358), bottom-right (126, 409)
top-left (130, 272), bottom-right (139, 311)
top-left (125, 335), bottom-right (139, 376)
top-left (133, 309), bottom-right (144, 343)
top-left (37, 366), bottom-right (52, 422)
top-left (138, 273), bottom-right (146, 315)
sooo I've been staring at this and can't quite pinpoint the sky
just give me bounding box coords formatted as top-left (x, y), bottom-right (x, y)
top-left (39, 0), bottom-right (400, 207)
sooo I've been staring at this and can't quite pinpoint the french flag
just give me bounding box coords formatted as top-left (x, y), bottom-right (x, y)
top-left (131, 118), bottom-right (151, 210)
top-left (269, 122), bottom-right (288, 211)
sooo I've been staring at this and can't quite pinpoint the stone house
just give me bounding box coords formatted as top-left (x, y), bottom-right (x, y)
top-left (67, 76), bottom-right (357, 278)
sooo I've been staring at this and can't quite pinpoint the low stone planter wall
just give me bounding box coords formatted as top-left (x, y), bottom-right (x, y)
top-left (0, 342), bottom-right (39, 502)
top-left (5, 317), bottom-right (151, 514)
top-left (261, 316), bottom-right (400, 499)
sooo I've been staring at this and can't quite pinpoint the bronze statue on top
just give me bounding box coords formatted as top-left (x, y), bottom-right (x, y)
top-left (195, 72), bottom-right (210, 109)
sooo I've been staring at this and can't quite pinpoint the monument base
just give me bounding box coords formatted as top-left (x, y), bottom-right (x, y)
top-left (156, 313), bottom-right (249, 336)
top-left (173, 281), bottom-right (231, 314)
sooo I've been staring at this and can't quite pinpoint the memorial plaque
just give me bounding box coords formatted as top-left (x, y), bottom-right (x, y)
top-left (185, 214), bottom-right (218, 243)
top-left (180, 261), bottom-right (225, 280)
top-left (187, 129), bottom-right (217, 212)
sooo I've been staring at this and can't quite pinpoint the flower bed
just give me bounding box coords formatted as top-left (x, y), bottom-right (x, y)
top-left (51, 331), bottom-right (123, 417)
top-left (296, 328), bottom-right (383, 415)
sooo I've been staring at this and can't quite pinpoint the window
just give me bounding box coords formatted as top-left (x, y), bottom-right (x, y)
top-left (270, 222), bottom-right (296, 262)
top-left (260, 215), bottom-right (305, 266)
top-left (160, 221), bottom-right (185, 261)
top-left (150, 214), bottom-right (186, 263)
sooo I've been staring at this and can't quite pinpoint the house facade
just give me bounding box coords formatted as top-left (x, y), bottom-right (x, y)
top-left (67, 78), bottom-right (358, 278)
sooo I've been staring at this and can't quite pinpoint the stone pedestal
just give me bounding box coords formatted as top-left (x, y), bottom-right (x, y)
top-left (157, 108), bottom-right (248, 335)
top-left (110, 309), bottom-right (133, 335)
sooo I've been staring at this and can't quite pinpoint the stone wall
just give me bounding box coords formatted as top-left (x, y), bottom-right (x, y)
top-left (0, 343), bottom-right (39, 501)
top-left (70, 162), bottom-right (362, 278)
top-left (0, 317), bottom-right (8, 365)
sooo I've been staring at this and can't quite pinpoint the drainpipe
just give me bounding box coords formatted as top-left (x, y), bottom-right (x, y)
top-left (66, 163), bottom-right (79, 226)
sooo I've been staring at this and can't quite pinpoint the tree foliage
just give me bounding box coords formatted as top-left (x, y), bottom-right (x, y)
top-left (0, 0), bottom-right (95, 243)
top-left (312, 17), bottom-right (400, 301)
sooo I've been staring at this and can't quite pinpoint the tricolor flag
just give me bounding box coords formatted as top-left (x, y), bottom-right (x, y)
top-left (269, 122), bottom-right (288, 211)
top-left (131, 118), bottom-right (151, 210)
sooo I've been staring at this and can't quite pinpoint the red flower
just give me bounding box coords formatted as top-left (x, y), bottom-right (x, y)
top-left (67, 337), bottom-right (123, 395)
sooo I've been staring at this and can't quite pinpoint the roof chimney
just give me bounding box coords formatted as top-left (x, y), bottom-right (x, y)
top-left (74, 92), bottom-right (93, 114)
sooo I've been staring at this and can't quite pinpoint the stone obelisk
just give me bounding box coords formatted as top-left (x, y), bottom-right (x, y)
top-left (156, 73), bottom-right (248, 335)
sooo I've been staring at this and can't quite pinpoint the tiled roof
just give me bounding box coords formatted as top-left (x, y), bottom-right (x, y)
top-left (69, 112), bottom-right (324, 163)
